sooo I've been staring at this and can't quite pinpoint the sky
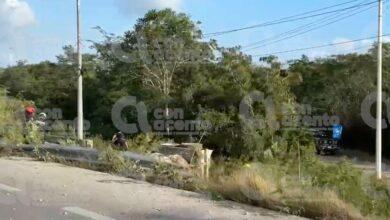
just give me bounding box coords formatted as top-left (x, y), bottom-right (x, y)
top-left (0, 0), bottom-right (389, 67)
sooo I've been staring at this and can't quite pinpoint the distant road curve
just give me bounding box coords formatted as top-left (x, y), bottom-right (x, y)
top-left (319, 148), bottom-right (390, 178)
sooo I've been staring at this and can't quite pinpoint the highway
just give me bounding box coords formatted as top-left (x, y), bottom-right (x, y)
top-left (0, 157), bottom-right (304, 220)
top-left (319, 148), bottom-right (390, 178)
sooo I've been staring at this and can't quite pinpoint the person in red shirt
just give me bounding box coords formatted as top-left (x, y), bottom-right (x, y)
top-left (25, 106), bottom-right (36, 122)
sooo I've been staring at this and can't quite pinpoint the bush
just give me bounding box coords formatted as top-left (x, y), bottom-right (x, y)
top-left (281, 189), bottom-right (362, 219)
top-left (209, 163), bottom-right (363, 219)
top-left (146, 163), bottom-right (203, 191)
top-left (92, 135), bottom-right (112, 150)
top-left (25, 121), bottom-right (44, 145)
top-left (209, 168), bottom-right (276, 207)
top-left (46, 121), bottom-right (77, 145)
top-left (366, 176), bottom-right (390, 218)
top-left (0, 89), bottom-right (25, 145)
top-left (303, 159), bottom-right (374, 216)
top-left (128, 133), bottom-right (163, 153)
top-left (98, 147), bottom-right (128, 173)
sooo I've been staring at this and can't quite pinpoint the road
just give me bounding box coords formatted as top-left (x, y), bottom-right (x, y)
top-left (0, 157), bottom-right (304, 220)
top-left (319, 148), bottom-right (390, 178)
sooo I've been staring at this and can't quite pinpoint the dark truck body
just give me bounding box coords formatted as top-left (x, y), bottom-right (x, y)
top-left (313, 128), bottom-right (341, 155)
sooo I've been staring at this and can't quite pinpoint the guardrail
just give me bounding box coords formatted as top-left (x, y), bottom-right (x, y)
top-left (1, 140), bottom-right (209, 177)
top-left (19, 143), bottom-right (158, 167)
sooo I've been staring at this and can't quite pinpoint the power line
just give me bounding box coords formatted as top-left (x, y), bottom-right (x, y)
top-left (204, 0), bottom-right (377, 37)
top-left (252, 34), bottom-right (390, 57)
top-left (244, 3), bottom-right (379, 51)
top-left (242, 0), bottom-right (374, 49)
top-left (242, 10), bottom-right (349, 49)
top-left (207, 0), bottom-right (376, 37)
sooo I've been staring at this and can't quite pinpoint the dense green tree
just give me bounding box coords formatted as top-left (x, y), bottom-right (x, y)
top-left (1, 7), bottom-right (389, 163)
top-left (289, 43), bottom-right (390, 156)
top-left (90, 9), bottom-right (215, 136)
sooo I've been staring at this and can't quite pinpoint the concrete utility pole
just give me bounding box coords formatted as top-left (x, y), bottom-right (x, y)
top-left (77, 0), bottom-right (84, 140)
top-left (376, 0), bottom-right (383, 180)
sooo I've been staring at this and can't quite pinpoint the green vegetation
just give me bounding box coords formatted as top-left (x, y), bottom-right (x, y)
top-left (127, 133), bottom-right (163, 153)
top-left (72, 135), bottom-right (390, 219)
top-left (0, 88), bottom-right (44, 147)
top-left (68, 145), bottom-right (390, 219)
top-left (98, 146), bottom-right (130, 173)
top-left (0, 9), bottom-right (304, 161)
top-left (289, 47), bottom-right (390, 156)
top-left (209, 165), bottom-right (362, 219)
top-left (209, 156), bottom-right (390, 219)
top-left (0, 88), bottom-right (25, 145)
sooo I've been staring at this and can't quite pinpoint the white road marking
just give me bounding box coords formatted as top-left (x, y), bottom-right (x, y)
top-left (0, 183), bottom-right (21, 192)
top-left (62, 207), bottom-right (116, 220)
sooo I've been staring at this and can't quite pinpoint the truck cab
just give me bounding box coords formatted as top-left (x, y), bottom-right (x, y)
top-left (313, 124), bottom-right (343, 155)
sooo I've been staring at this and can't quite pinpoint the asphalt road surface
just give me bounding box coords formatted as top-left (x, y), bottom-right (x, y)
top-left (319, 148), bottom-right (390, 178)
top-left (0, 157), bottom-right (304, 220)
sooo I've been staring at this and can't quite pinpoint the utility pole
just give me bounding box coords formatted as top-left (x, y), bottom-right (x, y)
top-left (76, 0), bottom-right (84, 140)
top-left (376, 0), bottom-right (383, 180)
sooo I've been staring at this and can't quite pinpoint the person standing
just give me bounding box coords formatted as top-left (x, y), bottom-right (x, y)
top-left (25, 105), bottom-right (36, 122)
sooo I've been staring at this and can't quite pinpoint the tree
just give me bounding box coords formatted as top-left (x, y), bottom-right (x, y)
top-left (289, 43), bottom-right (390, 156)
top-left (0, 9), bottom-right (309, 160)
top-left (125, 10), bottom-right (214, 134)
top-left (0, 46), bottom-right (96, 121)
top-left (94, 9), bottom-right (214, 135)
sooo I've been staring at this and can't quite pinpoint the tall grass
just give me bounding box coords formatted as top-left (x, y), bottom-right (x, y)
top-left (127, 133), bottom-right (163, 153)
top-left (0, 89), bottom-right (25, 145)
top-left (92, 133), bottom-right (163, 153)
top-left (209, 163), bottom-right (362, 219)
top-left (208, 157), bottom-right (390, 220)
top-left (89, 132), bottom-right (390, 219)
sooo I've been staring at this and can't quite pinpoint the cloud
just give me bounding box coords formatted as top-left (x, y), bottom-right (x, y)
top-left (0, 0), bottom-right (36, 29)
top-left (114, 0), bottom-right (182, 16)
top-left (0, 0), bottom-right (36, 66)
top-left (383, 36), bottom-right (390, 43)
top-left (305, 37), bottom-right (376, 59)
top-left (332, 37), bottom-right (356, 54)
